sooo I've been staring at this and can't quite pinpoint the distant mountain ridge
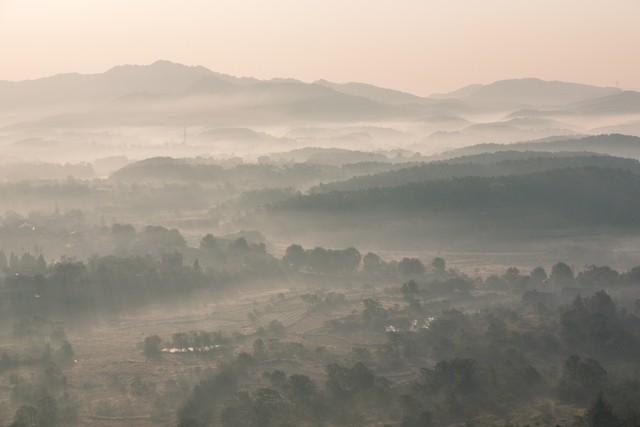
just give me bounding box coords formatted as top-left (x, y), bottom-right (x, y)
top-left (2, 61), bottom-right (639, 130)
top-left (314, 79), bottom-right (435, 106)
top-left (0, 61), bottom-right (630, 111)
top-left (431, 78), bottom-right (622, 109)
top-left (0, 61), bottom-right (421, 125)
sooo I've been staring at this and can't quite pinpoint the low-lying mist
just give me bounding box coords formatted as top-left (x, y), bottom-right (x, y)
top-left (3, 61), bottom-right (640, 427)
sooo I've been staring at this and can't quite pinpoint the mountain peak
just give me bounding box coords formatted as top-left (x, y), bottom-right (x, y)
top-left (106, 60), bottom-right (212, 75)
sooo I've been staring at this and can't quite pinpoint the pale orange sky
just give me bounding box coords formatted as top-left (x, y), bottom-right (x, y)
top-left (1, 0), bottom-right (639, 95)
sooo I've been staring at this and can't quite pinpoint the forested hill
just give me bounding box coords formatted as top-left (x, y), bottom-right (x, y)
top-left (109, 157), bottom-right (400, 189)
top-left (276, 167), bottom-right (640, 227)
top-left (312, 153), bottom-right (640, 193)
top-left (438, 134), bottom-right (640, 159)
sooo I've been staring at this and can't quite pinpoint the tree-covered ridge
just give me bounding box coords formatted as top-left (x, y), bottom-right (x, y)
top-left (439, 134), bottom-right (640, 160)
top-left (110, 156), bottom-right (403, 189)
top-left (277, 167), bottom-right (640, 227)
top-left (312, 153), bottom-right (640, 193)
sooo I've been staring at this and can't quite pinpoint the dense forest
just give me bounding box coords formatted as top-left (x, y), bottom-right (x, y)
top-left (6, 233), bottom-right (640, 426)
top-left (312, 153), bottom-right (640, 193)
top-left (3, 214), bottom-right (640, 426)
top-left (277, 167), bottom-right (640, 229)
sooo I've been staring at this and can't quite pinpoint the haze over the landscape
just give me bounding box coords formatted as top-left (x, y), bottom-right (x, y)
top-left (3, 3), bottom-right (640, 427)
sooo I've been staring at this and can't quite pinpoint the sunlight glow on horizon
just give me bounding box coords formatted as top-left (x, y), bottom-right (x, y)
top-left (1, 0), bottom-right (639, 95)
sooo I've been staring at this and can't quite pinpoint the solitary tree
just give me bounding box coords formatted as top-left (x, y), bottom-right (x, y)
top-left (399, 258), bottom-right (425, 277)
top-left (431, 257), bottom-right (446, 274)
top-left (284, 244), bottom-right (306, 270)
top-left (550, 262), bottom-right (574, 287)
top-left (363, 252), bottom-right (384, 275)
top-left (530, 266), bottom-right (548, 285)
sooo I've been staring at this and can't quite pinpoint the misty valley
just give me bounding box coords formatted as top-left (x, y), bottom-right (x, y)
top-left (2, 61), bottom-right (640, 427)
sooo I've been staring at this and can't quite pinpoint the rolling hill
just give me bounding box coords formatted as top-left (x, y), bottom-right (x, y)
top-left (312, 153), bottom-right (640, 193)
top-left (437, 134), bottom-right (640, 160)
top-left (275, 167), bottom-right (640, 228)
top-left (570, 91), bottom-right (640, 115)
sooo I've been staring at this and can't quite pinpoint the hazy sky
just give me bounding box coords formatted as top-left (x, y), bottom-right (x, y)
top-left (1, 0), bottom-right (639, 95)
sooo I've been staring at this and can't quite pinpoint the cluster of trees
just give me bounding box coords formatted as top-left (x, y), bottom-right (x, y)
top-left (3, 321), bottom-right (77, 427)
top-left (173, 286), bottom-right (640, 427)
top-left (2, 318), bottom-right (75, 372)
top-left (169, 260), bottom-right (640, 427)
top-left (197, 233), bottom-right (280, 277)
top-left (6, 226), bottom-right (640, 327)
top-left (484, 262), bottom-right (640, 292)
top-left (283, 245), bottom-right (362, 275)
top-left (0, 228), bottom-right (290, 320)
top-left (284, 243), bottom-right (446, 279)
top-left (0, 251), bottom-right (47, 276)
top-left (143, 319), bottom-right (289, 361)
top-left (0, 213), bottom-right (191, 261)
top-left (177, 351), bottom-right (393, 427)
top-left (143, 330), bottom-right (234, 359)
top-left (394, 261), bottom-right (640, 309)
top-left (0, 252), bottom-right (208, 320)
top-left (381, 289), bottom-right (640, 426)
